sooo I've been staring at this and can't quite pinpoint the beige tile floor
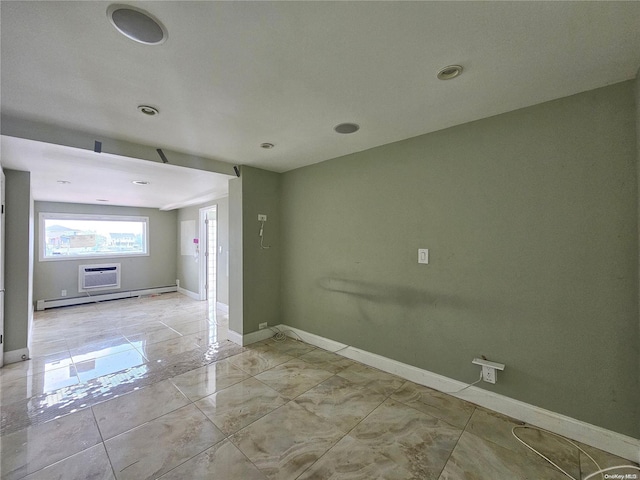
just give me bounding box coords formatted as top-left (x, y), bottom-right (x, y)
top-left (0, 292), bottom-right (637, 479)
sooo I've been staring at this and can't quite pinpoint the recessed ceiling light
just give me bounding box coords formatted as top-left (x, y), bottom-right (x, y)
top-left (107, 4), bottom-right (167, 45)
top-left (57, 180), bottom-right (71, 184)
top-left (132, 180), bottom-right (150, 185)
top-left (437, 65), bottom-right (463, 80)
top-left (334, 123), bottom-right (360, 134)
top-left (260, 143), bottom-right (275, 149)
top-left (96, 199), bottom-right (109, 202)
top-left (138, 105), bottom-right (159, 116)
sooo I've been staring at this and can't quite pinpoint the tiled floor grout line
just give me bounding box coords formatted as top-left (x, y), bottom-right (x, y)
top-left (8, 295), bottom-right (636, 479)
top-left (89, 406), bottom-right (119, 480)
top-left (433, 409), bottom-right (474, 480)
top-left (289, 374), bottom-right (406, 479)
top-left (1, 340), bottom-right (243, 436)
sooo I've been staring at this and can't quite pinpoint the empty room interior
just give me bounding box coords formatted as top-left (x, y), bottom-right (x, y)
top-left (1, 2), bottom-right (639, 479)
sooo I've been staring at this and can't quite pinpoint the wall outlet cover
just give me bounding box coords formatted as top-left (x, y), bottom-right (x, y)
top-left (482, 366), bottom-right (497, 384)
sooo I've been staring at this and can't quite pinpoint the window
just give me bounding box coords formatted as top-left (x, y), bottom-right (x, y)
top-left (39, 213), bottom-right (149, 261)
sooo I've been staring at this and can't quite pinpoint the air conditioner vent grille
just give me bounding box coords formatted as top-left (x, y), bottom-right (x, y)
top-left (79, 263), bottom-right (121, 292)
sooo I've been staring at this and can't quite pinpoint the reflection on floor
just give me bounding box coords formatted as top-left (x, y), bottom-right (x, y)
top-left (0, 293), bottom-right (637, 479)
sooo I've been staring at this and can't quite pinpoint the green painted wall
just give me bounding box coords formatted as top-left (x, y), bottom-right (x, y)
top-left (176, 196), bottom-right (230, 304)
top-left (229, 175), bottom-right (244, 334)
top-left (33, 202), bottom-right (177, 301)
top-left (4, 169), bottom-right (34, 353)
top-left (229, 166), bottom-right (281, 336)
top-left (281, 81), bottom-right (639, 437)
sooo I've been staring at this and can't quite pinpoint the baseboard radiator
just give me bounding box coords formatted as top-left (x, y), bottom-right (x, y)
top-left (36, 285), bottom-right (178, 311)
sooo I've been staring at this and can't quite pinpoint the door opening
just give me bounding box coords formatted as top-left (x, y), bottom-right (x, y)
top-left (0, 168), bottom-right (5, 368)
top-left (199, 206), bottom-right (217, 321)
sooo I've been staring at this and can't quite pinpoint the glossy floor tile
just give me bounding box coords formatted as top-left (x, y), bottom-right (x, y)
top-left (169, 357), bottom-right (250, 401)
top-left (230, 401), bottom-right (345, 480)
top-left (1, 292), bottom-right (637, 480)
top-left (390, 380), bottom-right (476, 429)
top-left (297, 434), bottom-right (415, 480)
top-left (439, 430), bottom-right (569, 480)
top-left (195, 376), bottom-right (287, 434)
top-left (73, 349), bottom-right (148, 382)
top-left (92, 379), bottom-right (190, 440)
top-left (0, 408), bottom-right (102, 480)
top-left (20, 444), bottom-right (115, 480)
top-left (228, 348), bottom-right (294, 376)
top-left (348, 398), bottom-right (463, 479)
top-left (294, 374), bottom-right (387, 433)
top-left (0, 368), bottom-right (79, 406)
top-left (104, 404), bottom-right (225, 480)
top-left (157, 439), bottom-right (266, 480)
top-left (254, 358), bottom-right (334, 399)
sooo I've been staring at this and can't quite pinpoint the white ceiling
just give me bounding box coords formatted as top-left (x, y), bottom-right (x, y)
top-left (1, 1), bottom-right (640, 207)
top-left (1, 136), bottom-right (231, 210)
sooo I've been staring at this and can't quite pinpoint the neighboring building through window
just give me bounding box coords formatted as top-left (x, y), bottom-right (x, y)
top-left (39, 213), bottom-right (149, 261)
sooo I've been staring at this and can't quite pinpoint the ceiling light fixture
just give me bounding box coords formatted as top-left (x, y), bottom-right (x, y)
top-left (132, 180), bottom-right (150, 185)
top-left (96, 199), bottom-right (109, 202)
top-left (334, 123), bottom-right (360, 134)
top-left (260, 143), bottom-right (275, 149)
top-left (107, 4), bottom-right (167, 45)
top-left (138, 105), bottom-right (159, 116)
top-left (437, 65), bottom-right (463, 80)
top-left (57, 180), bottom-right (71, 184)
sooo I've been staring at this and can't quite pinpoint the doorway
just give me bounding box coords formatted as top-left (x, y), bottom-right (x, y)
top-left (0, 168), bottom-right (5, 367)
top-left (199, 205), bottom-right (217, 321)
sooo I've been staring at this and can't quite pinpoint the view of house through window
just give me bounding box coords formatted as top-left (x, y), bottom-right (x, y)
top-left (39, 213), bottom-right (149, 260)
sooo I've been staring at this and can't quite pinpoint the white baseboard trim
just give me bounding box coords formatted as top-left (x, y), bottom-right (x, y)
top-left (216, 302), bottom-right (229, 313)
top-left (227, 329), bottom-right (243, 346)
top-left (36, 286), bottom-right (178, 310)
top-left (243, 328), bottom-right (275, 345)
top-left (3, 347), bottom-right (30, 365)
top-left (227, 327), bottom-right (274, 346)
top-left (177, 287), bottom-right (200, 301)
top-left (276, 324), bottom-right (640, 463)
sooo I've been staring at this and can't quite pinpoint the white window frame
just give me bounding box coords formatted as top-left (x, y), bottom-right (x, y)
top-left (39, 212), bottom-right (149, 262)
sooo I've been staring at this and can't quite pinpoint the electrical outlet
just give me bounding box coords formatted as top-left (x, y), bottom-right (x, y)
top-left (472, 358), bottom-right (505, 385)
top-left (482, 366), bottom-right (496, 384)
top-left (258, 214), bottom-right (267, 222)
top-left (259, 322), bottom-right (268, 330)
top-left (61, 290), bottom-right (67, 297)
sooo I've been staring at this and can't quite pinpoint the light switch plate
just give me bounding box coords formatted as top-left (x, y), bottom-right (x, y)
top-left (418, 249), bottom-right (429, 264)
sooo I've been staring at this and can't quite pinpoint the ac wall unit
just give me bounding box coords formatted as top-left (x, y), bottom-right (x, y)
top-left (78, 263), bottom-right (121, 292)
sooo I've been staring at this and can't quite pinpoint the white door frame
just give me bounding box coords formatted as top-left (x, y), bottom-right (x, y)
top-left (198, 205), bottom-right (217, 302)
top-left (0, 167), bottom-right (5, 367)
